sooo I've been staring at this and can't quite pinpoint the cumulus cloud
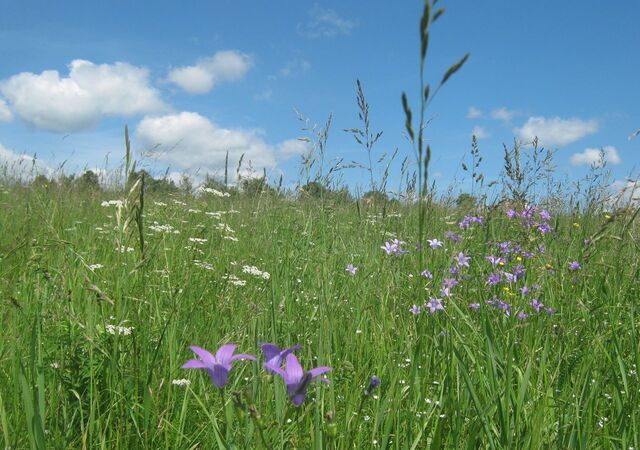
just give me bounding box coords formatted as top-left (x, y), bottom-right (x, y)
top-left (0, 98), bottom-right (12, 122)
top-left (298, 4), bottom-right (356, 38)
top-left (0, 143), bottom-right (53, 182)
top-left (136, 112), bottom-right (277, 179)
top-left (277, 139), bottom-right (309, 159)
top-left (0, 60), bottom-right (166, 133)
top-left (610, 178), bottom-right (640, 206)
top-left (471, 125), bottom-right (490, 140)
top-left (514, 116), bottom-right (598, 147)
top-left (167, 50), bottom-right (253, 94)
top-left (467, 106), bottom-right (482, 119)
top-left (490, 107), bottom-right (519, 123)
top-left (570, 146), bottom-right (621, 167)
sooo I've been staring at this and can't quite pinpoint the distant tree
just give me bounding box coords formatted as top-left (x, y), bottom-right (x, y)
top-left (76, 170), bottom-right (101, 191)
top-left (241, 176), bottom-right (277, 197)
top-left (31, 174), bottom-right (53, 189)
top-left (130, 170), bottom-right (178, 194)
top-left (299, 181), bottom-right (353, 203)
top-left (456, 192), bottom-right (476, 210)
top-left (362, 190), bottom-right (388, 205)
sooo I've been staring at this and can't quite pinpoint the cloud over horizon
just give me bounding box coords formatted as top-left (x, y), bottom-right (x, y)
top-left (515, 116), bottom-right (598, 147)
top-left (0, 59), bottom-right (166, 133)
top-left (570, 146), bottom-right (621, 167)
top-left (136, 112), bottom-right (279, 179)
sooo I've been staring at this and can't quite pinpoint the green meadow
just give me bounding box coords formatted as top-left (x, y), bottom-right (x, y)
top-left (0, 174), bottom-right (638, 448)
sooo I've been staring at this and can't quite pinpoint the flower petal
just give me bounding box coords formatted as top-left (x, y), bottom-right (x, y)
top-left (215, 344), bottom-right (237, 365)
top-left (182, 359), bottom-right (207, 369)
top-left (265, 363), bottom-right (287, 378)
top-left (285, 354), bottom-right (303, 384)
top-left (209, 364), bottom-right (229, 388)
top-left (260, 343), bottom-right (280, 361)
top-left (189, 346), bottom-right (215, 366)
top-left (230, 353), bottom-right (256, 362)
top-left (308, 366), bottom-right (331, 380)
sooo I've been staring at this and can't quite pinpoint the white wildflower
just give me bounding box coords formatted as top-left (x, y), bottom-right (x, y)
top-left (172, 378), bottom-right (191, 387)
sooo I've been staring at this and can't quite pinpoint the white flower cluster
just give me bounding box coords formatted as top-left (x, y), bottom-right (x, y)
top-left (101, 200), bottom-right (124, 208)
top-left (116, 246), bottom-right (135, 253)
top-left (188, 237), bottom-right (208, 244)
top-left (105, 324), bottom-right (134, 336)
top-left (88, 264), bottom-right (104, 271)
top-left (149, 223), bottom-right (180, 234)
top-left (223, 274), bottom-right (247, 286)
top-left (242, 265), bottom-right (271, 279)
top-left (199, 187), bottom-right (231, 197)
top-left (193, 260), bottom-right (214, 271)
top-left (172, 378), bottom-right (191, 387)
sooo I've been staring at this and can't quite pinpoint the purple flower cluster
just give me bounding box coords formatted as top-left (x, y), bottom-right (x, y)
top-left (182, 343), bottom-right (330, 407)
top-left (381, 239), bottom-right (408, 256)
top-left (506, 204), bottom-right (554, 235)
top-left (459, 215), bottom-right (484, 230)
top-left (410, 297), bottom-right (445, 315)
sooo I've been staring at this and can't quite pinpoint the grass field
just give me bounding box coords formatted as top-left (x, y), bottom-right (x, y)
top-left (0, 179), bottom-right (639, 449)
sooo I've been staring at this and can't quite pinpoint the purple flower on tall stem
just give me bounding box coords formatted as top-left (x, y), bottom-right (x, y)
top-left (506, 209), bottom-right (518, 219)
top-left (270, 354), bottom-right (331, 407)
top-left (468, 303), bottom-right (480, 310)
top-left (260, 343), bottom-right (302, 373)
top-left (446, 231), bottom-right (462, 242)
top-left (427, 238), bottom-right (444, 249)
top-left (425, 297), bottom-right (444, 314)
top-left (409, 304), bottom-right (422, 315)
top-left (486, 255), bottom-right (505, 266)
top-left (487, 272), bottom-right (501, 285)
top-left (182, 344), bottom-right (256, 388)
top-left (568, 261), bottom-right (581, 271)
top-left (365, 376), bottom-right (380, 395)
top-left (345, 264), bottom-right (358, 275)
top-left (455, 252), bottom-right (471, 268)
top-left (420, 269), bottom-right (433, 280)
top-left (530, 299), bottom-right (544, 312)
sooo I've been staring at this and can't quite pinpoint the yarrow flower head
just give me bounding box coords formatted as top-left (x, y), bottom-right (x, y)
top-left (182, 344), bottom-right (256, 388)
top-left (345, 263), bottom-right (358, 275)
top-left (269, 354), bottom-right (331, 407)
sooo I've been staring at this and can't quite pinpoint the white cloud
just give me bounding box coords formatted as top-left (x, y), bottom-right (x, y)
top-left (167, 50), bottom-right (252, 94)
top-left (490, 107), bottom-right (519, 123)
top-left (279, 59), bottom-right (311, 78)
top-left (136, 112), bottom-right (277, 179)
top-left (514, 116), bottom-right (598, 147)
top-left (610, 178), bottom-right (640, 206)
top-left (0, 60), bottom-right (166, 133)
top-left (0, 143), bottom-right (53, 182)
top-left (277, 139), bottom-right (309, 159)
top-left (0, 98), bottom-right (13, 122)
top-left (467, 106), bottom-right (482, 119)
top-left (570, 146), bottom-right (621, 167)
top-left (299, 4), bottom-right (356, 38)
top-left (471, 125), bottom-right (490, 140)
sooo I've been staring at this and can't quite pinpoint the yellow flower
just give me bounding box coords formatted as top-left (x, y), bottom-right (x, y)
top-left (516, 256), bottom-right (522, 262)
top-left (573, 222), bottom-right (580, 228)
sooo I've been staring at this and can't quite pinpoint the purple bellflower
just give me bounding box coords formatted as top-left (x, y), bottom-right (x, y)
top-left (182, 344), bottom-right (256, 388)
top-left (270, 354), bottom-right (331, 407)
top-left (260, 343), bottom-right (302, 373)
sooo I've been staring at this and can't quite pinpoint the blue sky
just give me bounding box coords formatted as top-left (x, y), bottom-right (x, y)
top-left (0, 0), bottom-right (638, 194)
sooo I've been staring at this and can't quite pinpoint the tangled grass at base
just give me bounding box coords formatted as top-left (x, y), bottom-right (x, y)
top-left (0, 186), bottom-right (639, 449)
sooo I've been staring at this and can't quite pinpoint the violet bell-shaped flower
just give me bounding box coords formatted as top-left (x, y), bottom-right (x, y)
top-left (182, 344), bottom-right (256, 388)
